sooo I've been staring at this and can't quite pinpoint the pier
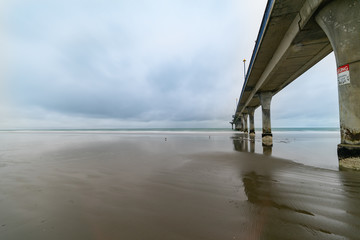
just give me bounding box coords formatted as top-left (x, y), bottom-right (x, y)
top-left (231, 0), bottom-right (360, 169)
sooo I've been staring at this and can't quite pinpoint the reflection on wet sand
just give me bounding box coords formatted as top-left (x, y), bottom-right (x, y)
top-left (243, 171), bottom-right (313, 216)
top-left (231, 133), bottom-right (360, 239)
top-left (232, 133), bottom-right (272, 156)
top-left (241, 167), bottom-right (360, 239)
top-left (232, 133), bottom-right (252, 153)
top-left (262, 145), bottom-right (272, 156)
top-left (249, 135), bottom-right (255, 153)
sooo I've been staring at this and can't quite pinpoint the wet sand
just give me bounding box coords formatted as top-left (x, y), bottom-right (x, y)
top-left (0, 131), bottom-right (360, 239)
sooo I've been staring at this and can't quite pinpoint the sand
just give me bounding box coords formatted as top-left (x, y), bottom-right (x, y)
top-left (0, 131), bottom-right (360, 239)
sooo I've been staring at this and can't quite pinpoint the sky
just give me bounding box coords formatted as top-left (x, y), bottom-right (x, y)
top-left (0, 0), bottom-right (339, 129)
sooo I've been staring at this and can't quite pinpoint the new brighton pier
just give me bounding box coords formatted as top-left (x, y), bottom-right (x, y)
top-left (231, 0), bottom-right (360, 169)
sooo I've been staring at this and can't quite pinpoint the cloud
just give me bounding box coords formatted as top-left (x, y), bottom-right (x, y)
top-left (1, 0), bottom-right (339, 128)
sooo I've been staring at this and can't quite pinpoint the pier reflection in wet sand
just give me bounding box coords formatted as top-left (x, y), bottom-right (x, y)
top-left (237, 162), bottom-right (360, 239)
top-left (232, 133), bottom-right (272, 156)
top-left (231, 132), bottom-right (360, 239)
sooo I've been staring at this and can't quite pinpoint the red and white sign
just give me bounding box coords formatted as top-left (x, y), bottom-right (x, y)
top-left (337, 64), bottom-right (350, 85)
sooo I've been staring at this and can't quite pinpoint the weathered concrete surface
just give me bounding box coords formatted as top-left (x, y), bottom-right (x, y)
top-left (247, 107), bottom-right (256, 137)
top-left (242, 113), bottom-right (249, 133)
top-left (337, 144), bottom-right (360, 170)
top-left (316, 0), bottom-right (360, 169)
top-left (259, 92), bottom-right (273, 146)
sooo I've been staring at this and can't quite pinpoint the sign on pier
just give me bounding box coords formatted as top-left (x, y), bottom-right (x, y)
top-left (337, 64), bottom-right (350, 85)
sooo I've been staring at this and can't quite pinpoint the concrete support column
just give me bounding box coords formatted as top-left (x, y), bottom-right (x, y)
top-left (259, 92), bottom-right (273, 146)
top-left (316, 0), bottom-right (360, 169)
top-left (242, 113), bottom-right (248, 133)
top-left (247, 107), bottom-right (256, 137)
top-left (235, 116), bottom-right (243, 131)
top-left (235, 121), bottom-right (241, 131)
top-left (239, 116), bottom-right (244, 131)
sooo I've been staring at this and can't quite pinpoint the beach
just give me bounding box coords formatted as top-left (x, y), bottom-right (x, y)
top-left (0, 130), bottom-right (360, 239)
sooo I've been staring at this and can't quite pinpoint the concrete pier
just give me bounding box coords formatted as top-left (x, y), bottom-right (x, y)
top-left (247, 107), bottom-right (256, 137)
top-left (231, 0), bottom-right (360, 169)
top-left (316, 0), bottom-right (360, 169)
top-left (242, 113), bottom-right (248, 133)
top-left (259, 92), bottom-right (273, 146)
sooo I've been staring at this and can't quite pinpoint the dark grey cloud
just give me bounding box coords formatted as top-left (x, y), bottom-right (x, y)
top-left (7, 46), bottom-right (235, 121)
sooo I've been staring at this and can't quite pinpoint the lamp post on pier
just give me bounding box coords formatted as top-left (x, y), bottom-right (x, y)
top-left (243, 59), bottom-right (246, 81)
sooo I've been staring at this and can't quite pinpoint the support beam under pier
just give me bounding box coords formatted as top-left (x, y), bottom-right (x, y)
top-left (242, 113), bottom-right (248, 133)
top-left (259, 92), bottom-right (273, 146)
top-left (247, 107), bottom-right (256, 137)
top-left (316, 0), bottom-right (360, 169)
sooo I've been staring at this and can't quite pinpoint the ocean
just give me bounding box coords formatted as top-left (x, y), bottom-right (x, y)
top-left (1, 128), bottom-right (359, 239)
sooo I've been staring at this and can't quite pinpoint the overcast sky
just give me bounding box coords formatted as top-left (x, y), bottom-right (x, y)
top-left (0, 0), bottom-right (339, 129)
